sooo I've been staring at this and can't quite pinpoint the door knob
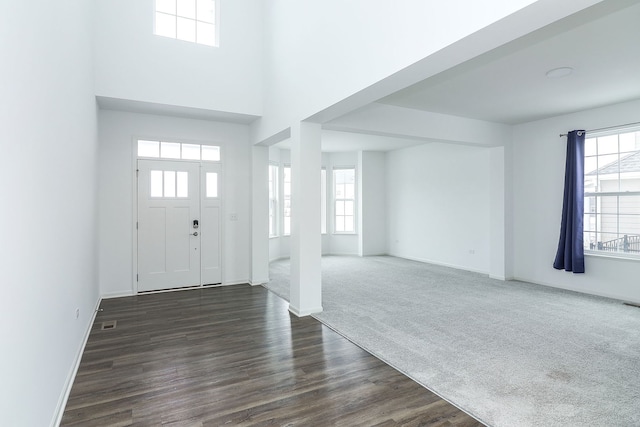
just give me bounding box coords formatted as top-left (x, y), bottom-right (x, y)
top-left (191, 231), bottom-right (199, 236)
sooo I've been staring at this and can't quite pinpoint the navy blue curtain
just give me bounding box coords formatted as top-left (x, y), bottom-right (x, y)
top-left (553, 130), bottom-right (585, 273)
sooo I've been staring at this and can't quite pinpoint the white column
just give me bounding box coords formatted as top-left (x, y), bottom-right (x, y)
top-left (358, 151), bottom-right (387, 257)
top-left (489, 146), bottom-right (507, 280)
top-left (289, 121), bottom-right (323, 316)
top-left (251, 145), bottom-right (269, 285)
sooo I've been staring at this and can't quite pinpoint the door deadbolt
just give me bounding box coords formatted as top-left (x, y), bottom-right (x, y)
top-left (193, 219), bottom-right (199, 229)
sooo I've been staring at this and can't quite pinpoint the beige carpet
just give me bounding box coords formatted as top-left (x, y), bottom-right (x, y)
top-left (264, 255), bottom-right (640, 427)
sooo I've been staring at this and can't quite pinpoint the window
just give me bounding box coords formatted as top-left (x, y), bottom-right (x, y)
top-left (150, 170), bottom-right (188, 198)
top-left (584, 128), bottom-right (640, 256)
top-left (283, 166), bottom-right (291, 236)
top-left (154, 0), bottom-right (217, 47)
top-left (137, 140), bottom-right (220, 162)
top-left (334, 168), bottom-right (355, 233)
top-left (268, 164), bottom-right (278, 237)
top-left (205, 172), bottom-right (218, 198)
top-left (321, 168), bottom-right (327, 234)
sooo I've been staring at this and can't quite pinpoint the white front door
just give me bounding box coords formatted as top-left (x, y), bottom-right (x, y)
top-left (137, 160), bottom-right (201, 292)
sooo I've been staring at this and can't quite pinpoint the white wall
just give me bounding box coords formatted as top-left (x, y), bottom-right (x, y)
top-left (327, 104), bottom-right (512, 147)
top-left (387, 143), bottom-right (491, 273)
top-left (359, 151), bottom-right (387, 256)
top-left (0, 1), bottom-right (99, 425)
top-left (98, 110), bottom-right (252, 297)
top-left (512, 98), bottom-right (640, 303)
top-left (255, 0), bottom-right (604, 142)
top-left (94, 0), bottom-right (262, 116)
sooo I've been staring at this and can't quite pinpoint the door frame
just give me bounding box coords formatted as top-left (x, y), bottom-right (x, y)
top-left (131, 136), bottom-right (225, 293)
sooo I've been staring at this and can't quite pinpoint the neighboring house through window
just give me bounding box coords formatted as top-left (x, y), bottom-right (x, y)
top-left (584, 128), bottom-right (640, 256)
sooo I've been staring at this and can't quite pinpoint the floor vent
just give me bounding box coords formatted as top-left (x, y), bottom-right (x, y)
top-left (101, 320), bottom-right (117, 330)
top-left (623, 302), bottom-right (640, 309)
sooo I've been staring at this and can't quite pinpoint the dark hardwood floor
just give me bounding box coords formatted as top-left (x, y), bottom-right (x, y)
top-left (62, 285), bottom-right (483, 426)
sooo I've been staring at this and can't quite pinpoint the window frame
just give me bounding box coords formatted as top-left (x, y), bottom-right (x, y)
top-left (583, 126), bottom-right (640, 260)
top-left (137, 139), bottom-right (221, 163)
top-left (268, 163), bottom-right (279, 238)
top-left (332, 167), bottom-right (357, 235)
top-left (282, 165), bottom-right (292, 236)
top-left (153, 0), bottom-right (219, 47)
top-left (321, 168), bottom-right (327, 235)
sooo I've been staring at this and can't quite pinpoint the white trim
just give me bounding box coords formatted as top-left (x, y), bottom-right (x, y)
top-left (282, 164), bottom-right (291, 236)
top-left (51, 297), bottom-right (102, 427)
top-left (133, 136), bottom-right (226, 294)
top-left (332, 166), bottom-right (357, 234)
top-left (327, 251), bottom-right (359, 256)
top-left (512, 275), bottom-right (640, 306)
top-left (222, 280), bottom-right (251, 287)
top-left (587, 124), bottom-right (640, 138)
top-left (391, 253), bottom-right (489, 276)
top-left (289, 304), bottom-right (324, 317)
top-left (250, 279), bottom-right (269, 286)
top-left (268, 163), bottom-right (279, 238)
top-left (585, 250), bottom-right (640, 262)
top-left (102, 291), bottom-right (135, 299)
top-left (132, 137), bottom-right (139, 294)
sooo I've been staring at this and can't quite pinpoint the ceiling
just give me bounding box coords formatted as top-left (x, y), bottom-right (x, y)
top-left (97, 1), bottom-right (640, 153)
top-left (377, 1), bottom-right (640, 125)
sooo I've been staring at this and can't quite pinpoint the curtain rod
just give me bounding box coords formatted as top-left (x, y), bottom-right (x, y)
top-left (559, 121), bottom-right (640, 137)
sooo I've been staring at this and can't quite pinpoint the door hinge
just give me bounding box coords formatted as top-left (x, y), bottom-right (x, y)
top-left (136, 169), bottom-right (139, 178)
top-left (136, 274), bottom-right (138, 282)
top-left (136, 222), bottom-right (138, 230)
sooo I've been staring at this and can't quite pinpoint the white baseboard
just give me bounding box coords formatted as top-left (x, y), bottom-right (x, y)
top-left (289, 304), bottom-right (323, 317)
top-left (51, 296), bottom-right (102, 427)
top-left (101, 290), bottom-right (135, 299)
top-left (222, 280), bottom-right (250, 287)
top-left (391, 253), bottom-right (489, 276)
top-left (326, 252), bottom-right (359, 256)
top-left (250, 279), bottom-right (269, 286)
top-left (512, 276), bottom-right (640, 305)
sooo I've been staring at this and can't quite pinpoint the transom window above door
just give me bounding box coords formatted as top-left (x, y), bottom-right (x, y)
top-left (137, 140), bottom-right (220, 162)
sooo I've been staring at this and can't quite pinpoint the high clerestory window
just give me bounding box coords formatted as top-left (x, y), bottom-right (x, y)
top-left (584, 128), bottom-right (640, 257)
top-left (154, 0), bottom-right (217, 47)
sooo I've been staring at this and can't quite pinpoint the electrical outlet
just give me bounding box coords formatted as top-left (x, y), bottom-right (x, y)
top-left (468, 249), bottom-right (475, 255)
top-left (75, 308), bottom-right (80, 319)
top-left (229, 213), bottom-right (238, 221)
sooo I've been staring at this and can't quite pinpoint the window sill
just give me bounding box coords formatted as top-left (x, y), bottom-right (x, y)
top-left (332, 232), bottom-right (357, 236)
top-left (585, 250), bottom-right (640, 262)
